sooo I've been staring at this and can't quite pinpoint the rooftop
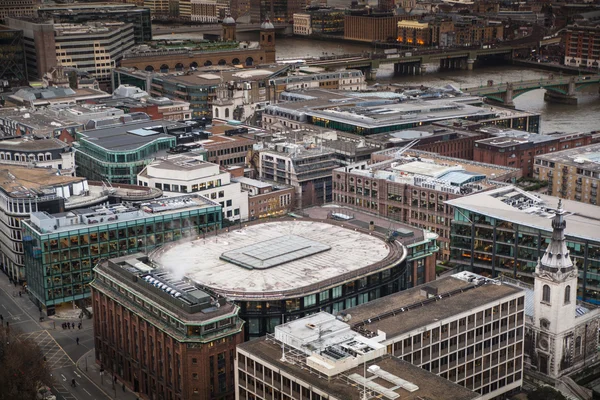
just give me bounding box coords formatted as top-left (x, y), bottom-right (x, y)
top-left (78, 119), bottom-right (186, 151)
top-left (94, 254), bottom-right (239, 324)
top-left (7, 87), bottom-right (110, 106)
top-left (0, 165), bottom-right (84, 198)
top-left (347, 272), bottom-right (524, 339)
top-left (53, 21), bottom-right (132, 35)
top-left (240, 335), bottom-right (480, 400)
top-left (150, 219), bottom-right (405, 300)
top-left (446, 185), bottom-right (600, 242)
top-left (25, 194), bottom-right (217, 234)
top-left (147, 65), bottom-right (287, 86)
top-left (0, 137), bottom-right (69, 152)
top-left (535, 143), bottom-right (600, 172)
top-left (475, 127), bottom-right (590, 148)
top-left (0, 108), bottom-right (80, 136)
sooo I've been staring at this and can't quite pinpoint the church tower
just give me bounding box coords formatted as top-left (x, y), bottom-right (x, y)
top-left (533, 200), bottom-right (578, 334)
top-left (222, 15), bottom-right (237, 42)
top-left (260, 19), bottom-right (276, 63)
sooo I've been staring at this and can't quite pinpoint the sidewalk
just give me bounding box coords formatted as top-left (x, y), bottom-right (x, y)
top-left (77, 350), bottom-right (141, 400)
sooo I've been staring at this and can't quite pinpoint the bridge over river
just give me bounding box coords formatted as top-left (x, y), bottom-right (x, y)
top-left (463, 75), bottom-right (600, 106)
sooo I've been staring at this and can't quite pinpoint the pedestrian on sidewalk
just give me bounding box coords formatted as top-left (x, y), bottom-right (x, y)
top-left (71, 379), bottom-right (76, 388)
top-left (122, 383), bottom-right (126, 392)
top-left (0, 314), bottom-right (3, 322)
top-left (76, 337), bottom-right (79, 345)
top-left (71, 322), bottom-right (74, 329)
top-left (18, 291), bottom-right (21, 297)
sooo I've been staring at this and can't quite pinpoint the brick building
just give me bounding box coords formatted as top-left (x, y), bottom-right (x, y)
top-left (474, 129), bottom-right (592, 178)
top-left (92, 254), bottom-right (245, 400)
top-left (234, 177), bottom-right (295, 219)
top-left (564, 21), bottom-right (600, 69)
top-left (344, 14), bottom-right (401, 42)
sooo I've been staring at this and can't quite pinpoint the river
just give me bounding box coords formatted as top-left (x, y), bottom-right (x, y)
top-left (153, 31), bottom-right (600, 134)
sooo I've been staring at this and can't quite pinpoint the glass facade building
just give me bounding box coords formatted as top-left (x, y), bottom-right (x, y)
top-left (448, 187), bottom-right (600, 303)
top-left (22, 196), bottom-right (222, 314)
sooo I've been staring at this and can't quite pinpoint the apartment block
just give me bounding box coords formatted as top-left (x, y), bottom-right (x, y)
top-left (534, 143), bottom-right (600, 205)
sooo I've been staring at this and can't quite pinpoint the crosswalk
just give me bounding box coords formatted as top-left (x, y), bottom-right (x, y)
top-left (20, 330), bottom-right (73, 369)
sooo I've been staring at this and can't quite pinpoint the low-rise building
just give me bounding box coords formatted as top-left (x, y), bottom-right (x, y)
top-left (259, 142), bottom-right (341, 208)
top-left (5, 86), bottom-right (111, 108)
top-left (397, 20), bottom-right (431, 46)
top-left (237, 312), bottom-right (483, 400)
top-left (74, 117), bottom-right (191, 184)
top-left (534, 143), bottom-right (600, 205)
top-left (474, 129), bottom-right (593, 178)
top-left (234, 176), bottom-right (295, 219)
top-left (22, 194), bottom-right (222, 313)
top-left (0, 137), bottom-right (75, 175)
top-left (293, 13), bottom-right (312, 35)
top-left (138, 154), bottom-right (249, 222)
top-left (0, 0), bottom-right (36, 22)
top-left (0, 108), bottom-right (81, 140)
top-left (92, 253), bottom-right (244, 400)
top-left (333, 150), bottom-right (521, 260)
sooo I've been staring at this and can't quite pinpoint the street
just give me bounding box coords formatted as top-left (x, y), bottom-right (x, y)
top-left (0, 274), bottom-right (110, 400)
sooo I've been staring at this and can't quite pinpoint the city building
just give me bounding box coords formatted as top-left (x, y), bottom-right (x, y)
top-left (74, 117), bottom-right (192, 184)
top-left (108, 85), bottom-right (193, 121)
top-left (234, 176), bottom-right (295, 219)
top-left (201, 126), bottom-right (256, 167)
top-left (148, 215), bottom-right (438, 339)
top-left (0, 25), bottom-right (27, 85)
top-left (397, 20), bottom-right (431, 46)
top-left (237, 312), bottom-right (482, 400)
top-left (333, 150), bottom-right (521, 260)
top-left (120, 20), bottom-right (276, 72)
top-left (22, 194), bottom-right (221, 313)
top-left (4, 86), bottom-right (111, 108)
top-left (6, 18), bottom-right (136, 88)
top-left (341, 271), bottom-right (526, 399)
top-left (92, 253), bottom-right (244, 400)
top-left (498, 202), bottom-right (600, 380)
top-left (0, 108), bottom-right (81, 139)
top-left (137, 154), bottom-right (249, 222)
top-left (258, 143), bottom-right (341, 208)
top-left (293, 13), bottom-right (311, 35)
top-left (191, 0), bottom-right (219, 23)
top-left (293, 9), bottom-right (346, 36)
top-left (0, 137), bottom-right (75, 175)
top-left (344, 14), bottom-right (402, 42)
top-left (0, 0), bottom-right (36, 22)
top-left (474, 129), bottom-right (593, 178)
top-left (262, 90), bottom-right (541, 135)
top-left (37, 3), bottom-right (152, 44)
top-left (447, 185), bottom-right (600, 303)
top-left (534, 143), bottom-right (600, 205)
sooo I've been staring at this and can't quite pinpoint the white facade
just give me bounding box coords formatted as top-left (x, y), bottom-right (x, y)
top-left (293, 13), bottom-right (312, 36)
top-left (191, 0), bottom-right (219, 23)
top-left (138, 155), bottom-right (248, 221)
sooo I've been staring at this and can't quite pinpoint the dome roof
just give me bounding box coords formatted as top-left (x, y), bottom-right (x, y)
top-left (223, 16), bottom-right (236, 24)
top-left (261, 19), bottom-right (275, 30)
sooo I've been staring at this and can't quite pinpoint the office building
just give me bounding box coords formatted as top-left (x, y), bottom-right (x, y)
top-left (138, 154), bottom-right (249, 222)
top-left (0, 25), bottom-right (27, 85)
top-left (474, 129), bottom-right (592, 178)
top-left (498, 203), bottom-right (600, 380)
top-left (0, 108), bottom-right (81, 139)
top-left (74, 117), bottom-right (190, 184)
top-left (0, 0), bottom-right (36, 22)
top-left (237, 312), bottom-right (482, 400)
top-left (22, 194), bottom-right (222, 313)
top-left (0, 166), bottom-right (113, 283)
top-left (191, 0), bottom-right (219, 23)
top-left (564, 21), bottom-right (600, 68)
top-left (397, 20), bottom-right (431, 46)
top-left (534, 143), bottom-right (600, 205)
top-left (447, 185), bottom-right (600, 303)
top-left (0, 137), bottom-right (75, 175)
top-left (234, 177), bottom-right (295, 220)
top-left (4, 86), bottom-right (111, 108)
top-left (262, 89), bottom-right (541, 135)
top-left (258, 143), bottom-right (341, 208)
top-left (333, 150), bottom-right (521, 260)
top-left (38, 3), bottom-right (152, 44)
top-left (6, 18), bottom-right (135, 88)
top-left (344, 14), bottom-right (402, 42)
top-left (148, 214), bottom-right (438, 339)
top-left (92, 253), bottom-right (244, 400)
top-left (293, 9), bottom-right (346, 36)
top-left (342, 271), bottom-right (526, 399)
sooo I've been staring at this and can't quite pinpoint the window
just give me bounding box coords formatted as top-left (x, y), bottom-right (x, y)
top-left (564, 285), bottom-right (571, 304)
top-left (575, 336), bottom-right (582, 355)
top-left (542, 285), bottom-right (551, 303)
top-left (304, 294), bottom-right (316, 308)
top-left (332, 286), bottom-right (342, 299)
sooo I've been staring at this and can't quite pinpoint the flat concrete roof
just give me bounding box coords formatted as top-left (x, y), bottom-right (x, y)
top-left (536, 143), bottom-right (600, 172)
top-left (151, 220), bottom-right (402, 300)
top-left (347, 273), bottom-right (524, 339)
top-left (446, 185), bottom-right (600, 242)
top-left (0, 165), bottom-right (84, 198)
top-left (239, 338), bottom-right (481, 400)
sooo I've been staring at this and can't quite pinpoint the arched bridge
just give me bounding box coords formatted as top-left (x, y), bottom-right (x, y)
top-left (463, 75), bottom-right (600, 106)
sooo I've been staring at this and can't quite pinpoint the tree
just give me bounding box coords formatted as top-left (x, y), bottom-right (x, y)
top-left (0, 327), bottom-right (53, 400)
top-left (528, 386), bottom-right (567, 400)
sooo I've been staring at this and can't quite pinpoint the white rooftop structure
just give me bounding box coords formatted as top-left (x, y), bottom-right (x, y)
top-left (150, 220), bottom-right (403, 300)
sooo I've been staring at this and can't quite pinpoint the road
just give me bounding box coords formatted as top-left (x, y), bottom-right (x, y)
top-left (0, 274), bottom-right (109, 400)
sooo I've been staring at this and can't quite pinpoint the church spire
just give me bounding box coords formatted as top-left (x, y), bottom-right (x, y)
top-left (536, 200), bottom-right (574, 278)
